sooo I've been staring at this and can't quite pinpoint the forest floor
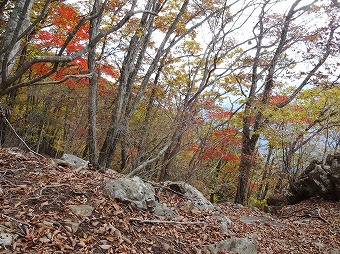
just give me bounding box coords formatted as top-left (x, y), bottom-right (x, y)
top-left (0, 147), bottom-right (339, 254)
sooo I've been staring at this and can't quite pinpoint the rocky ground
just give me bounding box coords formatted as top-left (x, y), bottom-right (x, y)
top-left (0, 148), bottom-right (339, 253)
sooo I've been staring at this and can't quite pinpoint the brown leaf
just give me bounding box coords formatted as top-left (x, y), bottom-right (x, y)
top-left (99, 244), bottom-right (112, 250)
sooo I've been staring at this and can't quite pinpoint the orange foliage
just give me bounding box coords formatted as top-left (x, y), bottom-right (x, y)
top-left (31, 62), bottom-right (51, 75)
top-left (101, 64), bottom-right (120, 78)
top-left (70, 58), bottom-right (88, 71)
top-left (34, 3), bottom-right (89, 54)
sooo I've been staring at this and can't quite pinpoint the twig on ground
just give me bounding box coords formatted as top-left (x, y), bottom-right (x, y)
top-left (130, 218), bottom-right (206, 225)
top-left (150, 182), bottom-right (187, 198)
top-left (281, 208), bottom-right (306, 218)
top-left (316, 208), bottom-right (331, 224)
top-left (2, 214), bottom-right (33, 228)
top-left (283, 207), bottom-right (331, 224)
top-left (39, 184), bottom-right (71, 196)
top-left (0, 168), bottom-right (25, 176)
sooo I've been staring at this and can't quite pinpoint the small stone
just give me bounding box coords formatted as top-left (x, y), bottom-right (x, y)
top-left (68, 205), bottom-right (94, 217)
top-left (63, 220), bottom-right (81, 233)
top-left (0, 232), bottom-right (16, 246)
top-left (203, 238), bottom-right (257, 254)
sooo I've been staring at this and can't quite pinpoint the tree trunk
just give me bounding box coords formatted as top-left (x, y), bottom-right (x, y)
top-left (257, 146), bottom-right (273, 200)
top-left (235, 0), bottom-right (305, 205)
top-left (159, 135), bottom-right (182, 181)
top-left (235, 147), bottom-right (255, 205)
top-left (0, 0), bottom-right (33, 86)
top-left (87, 0), bottom-right (101, 169)
top-left (98, 0), bottom-right (160, 168)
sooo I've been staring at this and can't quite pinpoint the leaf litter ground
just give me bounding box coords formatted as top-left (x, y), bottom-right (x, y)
top-left (0, 148), bottom-right (339, 253)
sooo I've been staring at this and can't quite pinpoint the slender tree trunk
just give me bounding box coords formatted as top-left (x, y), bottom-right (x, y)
top-left (235, 0), bottom-right (304, 205)
top-left (87, 0), bottom-right (101, 169)
top-left (159, 135), bottom-right (182, 181)
top-left (257, 146), bottom-right (273, 200)
top-left (120, 143), bottom-right (127, 172)
top-left (0, 0), bottom-right (33, 86)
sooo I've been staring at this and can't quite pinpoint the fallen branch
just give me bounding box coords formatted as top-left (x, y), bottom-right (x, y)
top-left (126, 142), bottom-right (172, 178)
top-left (147, 181), bottom-right (187, 198)
top-left (130, 218), bottom-right (206, 225)
top-left (2, 214), bottom-right (33, 228)
top-left (39, 184), bottom-right (71, 196)
top-left (0, 168), bottom-right (25, 176)
top-left (316, 208), bottom-right (331, 224)
top-left (281, 208), bottom-right (305, 218)
top-left (282, 207), bottom-right (331, 224)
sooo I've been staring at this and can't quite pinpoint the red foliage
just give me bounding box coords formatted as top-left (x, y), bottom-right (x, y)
top-left (269, 94), bottom-right (288, 106)
top-left (299, 117), bottom-right (313, 124)
top-left (208, 111), bottom-right (232, 119)
top-left (194, 118), bottom-right (204, 124)
top-left (35, 31), bottom-right (64, 47)
top-left (70, 58), bottom-right (88, 71)
top-left (247, 181), bottom-right (258, 191)
top-left (188, 143), bottom-right (199, 152)
top-left (34, 3), bottom-right (89, 54)
top-left (101, 64), bottom-right (120, 78)
top-left (247, 117), bottom-right (255, 123)
top-left (31, 62), bottom-right (51, 75)
top-left (51, 4), bottom-right (80, 30)
top-left (188, 127), bottom-right (240, 163)
top-left (213, 128), bottom-right (239, 145)
top-left (76, 127), bottom-right (88, 135)
top-left (200, 146), bottom-right (239, 162)
top-left (66, 42), bottom-right (85, 52)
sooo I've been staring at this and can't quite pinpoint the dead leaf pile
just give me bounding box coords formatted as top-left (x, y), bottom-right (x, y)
top-left (0, 148), bottom-right (339, 253)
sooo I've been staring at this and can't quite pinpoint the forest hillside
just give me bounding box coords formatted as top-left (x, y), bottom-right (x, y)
top-left (0, 0), bottom-right (339, 208)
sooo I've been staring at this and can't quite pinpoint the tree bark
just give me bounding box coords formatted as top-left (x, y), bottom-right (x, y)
top-left (87, 0), bottom-right (101, 169)
top-left (257, 146), bottom-right (273, 200)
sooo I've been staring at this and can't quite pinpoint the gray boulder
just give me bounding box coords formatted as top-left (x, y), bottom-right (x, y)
top-left (103, 177), bottom-right (158, 210)
top-left (0, 232), bottom-right (16, 246)
top-left (153, 203), bottom-right (178, 218)
top-left (0, 225), bottom-right (17, 247)
top-left (165, 181), bottom-right (232, 232)
top-left (165, 181), bottom-right (214, 210)
top-left (203, 238), bottom-right (257, 254)
top-left (61, 153), bottom-right (88, 168)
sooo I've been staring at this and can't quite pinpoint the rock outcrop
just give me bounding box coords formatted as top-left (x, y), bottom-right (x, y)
top-left (288, 154), bottom-right (340, 204)
top-left (268, 154), bottom-right (340, 206)
top-left (164, 181), bottom-right (215, 210)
